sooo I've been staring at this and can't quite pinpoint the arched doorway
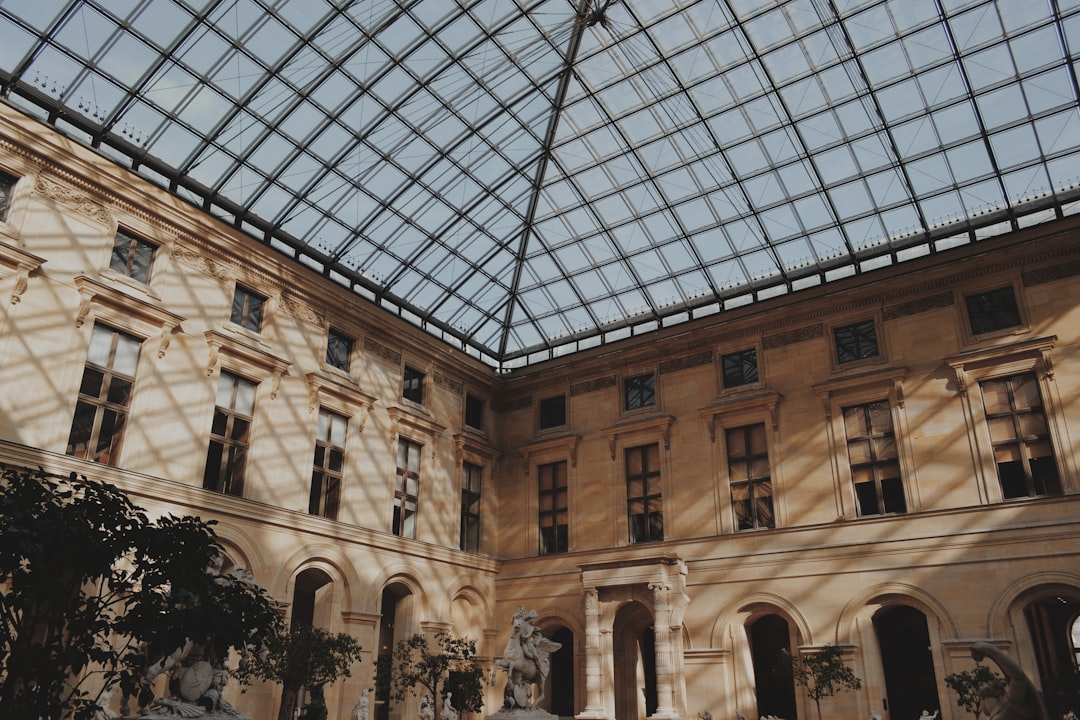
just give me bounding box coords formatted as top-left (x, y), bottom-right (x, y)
top-left (1024, 593), bottom-right (1080, 717)
top-left (288, 568), bottom-right (335, 719)
top-left (377, 583), bottom-right (415, 720)
top-left (873, 606), bottom-right (939, 720)
top-left (547, 626), bottom-right (575, 718)
top-left (749, 614), bottom-right (797, 719)
top-left (613, 602), bottom-right (656, 720)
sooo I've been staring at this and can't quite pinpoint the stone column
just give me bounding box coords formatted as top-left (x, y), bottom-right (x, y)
top-left (578, 587), bottom-right (608, 719)
top-left (650, 581), bottom-right (679, 719)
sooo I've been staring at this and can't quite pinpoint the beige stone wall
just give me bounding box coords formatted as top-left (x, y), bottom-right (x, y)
top-left (2, 101), bottom-right (1080, 720)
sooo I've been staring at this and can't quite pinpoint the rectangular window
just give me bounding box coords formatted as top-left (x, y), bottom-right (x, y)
top-left (230, 285), bottom-right (265, 332)
top-left (538, 461), bottom-right (568, 554)
top-left (203, 371), bottom-right (257, 497)
top-left (460, 462), bottom-right (482, 553)
top-left (402, 365), bottom-right (424, 404)
top-left (624, 373), bottom-right (656, 410)
top-left (966, 287), bottom-right (1021, 335)
top-left (844, 400), bottom-right (906, 515)
top-left (835, 320), bottom-right (880, 363)
top-left (980, 372), bottom-right (1061, 498)
top-left (109, 228), bottom-right (156, 284)
top-left (326, 329), bottom-right (352, 372)
top-left (0, 171), bottom-right (16, 221)
top-left (310, 408), bottom-right (346, 519)
top-left (539, 394), bottom-right (566, 430)
top-left (394, 438), bottom-right (421, 538)
top-left (626, 444), bottom-right (663, 543)
top-left (722, 348), bottom-right (759, 388)
top-left (465, 393), bottom-right (485, 430)
top-left (66, 323), bottom-right (141, 466)
top-left (726, 423), bottom-right (774, 530)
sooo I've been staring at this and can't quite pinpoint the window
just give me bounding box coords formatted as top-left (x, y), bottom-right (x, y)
top-left (844, 400), bottom-right (906, 515)
top-left (0, 171), bottom-right (17, 222)
top-left (402, 365), bottom-right (424, 404)
top-left (230, 285), bottom-right (265, 332)
top-left (310, 408), bottom-right (346, 519)
top-left (966, 287), bottom-right (1022, 335)
top-left (980, 372), bottom-right (1061, 498)
top-left (539, 394), bottom-right (566, 430)
top-left (203, 371), bottom-right (256, 497)
top-left (460, 462), bottom-right (482, 553)
top-left (66, 323), bottom-right (141, 465)
top-left (722, 348), bottom-right (759, 388)
top-left (726, 424), bottom-right (774, 530)
top-left (393, 438), bottom-right (421, 538)
top-left (109, 228), bottom-right (156, 284)
top-left (326, 328), bottom-right (352, 372)
top-left (624, 373), bottom-right (656, 410)
top-left (835, 320), bottom-right (879, 363)
top-left (626, 444), bottom-right (663, 543)
top-left (538, 461), bottom-right (568, 554)
top-left (465, 393), bottom-right (485, 430)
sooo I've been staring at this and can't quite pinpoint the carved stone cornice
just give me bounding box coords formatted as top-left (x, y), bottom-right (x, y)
top-left (386, 405), bottom-right (446, 459)
top-left (74, 274), bottom-right (185, 358)
top-left (305, 370), bottom-right (375, 430)
top-left (33, 174), bottom-right (112, 226)
top-left (171, 243), bottom-right (238, 282)
top-left (364, 337), bottom-right (401, 366)
top-left (0, 240), bottom-right (45, 305)
top-left (699, 390), bottom-right (782, 438)
top-left (517, 434), bottom-right (581, 474)
top-left (602, 415), bottom-right (675, 460)
top-left (811, 365), bottom-right (908, 419)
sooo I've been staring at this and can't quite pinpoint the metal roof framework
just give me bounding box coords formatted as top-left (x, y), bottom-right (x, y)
top-left (0, 0), bottom-right (1078, 369)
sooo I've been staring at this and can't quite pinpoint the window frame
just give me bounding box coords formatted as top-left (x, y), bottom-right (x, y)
top-left (832, 317), bottom-right (882, 366)
top-left (393, 436), bottom-right (423, 539)
top-left (625, 443), bottom-right (664, 544)
top-left (203, 369), bottom-right (258, 498)
top-left (947, 336), bottom-right (1076, 503)
top-left (108, 227), bottom-right (157, 285)
top-left (623, 371), bottom-right (657, 413)
top-left (538, 459), bottom-right (569, 555)
top-left (310, 407), bottom-right (348, 519)
top-left (0, 170), bottom-right (17, 224)
top-left (538, 393), bottom-right (567, 431)
top-left (464, 392), bottom-right (485, 431)
top-left (960, 282), bottom-right (1028, 342)
top-left (720, 346), bottom-right (761, 391)
top-left (402, 364), bottom-right (425, 405)
top-left (520, 434), bottom-right (579, 557)
top-left (841, 399), bottom-right (908, 517)
top-left (325, 327), bottom-right (353, 374)
top-left (724, 422), bottom-right (775, 531)
top-left (230, 283), bottom-right (266, 333)
top-left (460, 461), bottom-right (483, 553)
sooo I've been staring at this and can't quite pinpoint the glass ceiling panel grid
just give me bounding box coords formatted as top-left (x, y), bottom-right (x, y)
top-left (0, 0), bottom-right (1077, 366)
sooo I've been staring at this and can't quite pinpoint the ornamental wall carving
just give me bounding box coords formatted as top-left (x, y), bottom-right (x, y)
top-left (882, 291), bottom-right (954, 321)
top-left (364, 337), bottom-right (401, 366)
top-left (171, 244), bottom-right (238, 281)
top-left (33, 174), bottom-right (112, 226)
top-left (570, 375), bottom-right (616, 397)
top-left (762, 323), bottom-right (823, 349)
top-left (660, 350), bottom-right (713, 375)
top-left (433, 371), bottom-right (463, 395)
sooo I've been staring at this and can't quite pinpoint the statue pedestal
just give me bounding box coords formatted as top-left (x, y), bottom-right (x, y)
top-left (488, 709), bottom-right (559, 720)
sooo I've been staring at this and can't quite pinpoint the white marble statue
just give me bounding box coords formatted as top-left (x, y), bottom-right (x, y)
top-left (490, 605), bottom-right (562, 711)
top-left (351, 689), bottom-right (370, 720)
top-left (419, 693), bottom-right (435, 720)
top-left (441, 692), bottom-right (459, 720)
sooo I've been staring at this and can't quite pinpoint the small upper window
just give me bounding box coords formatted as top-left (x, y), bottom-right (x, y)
top-left (326, 328), bottom-right (352, 372)
top-left (0, 171), bottom-right (16, 222)
top-left (109, 228), bottom-right (156, 284)
top-left (465, 393), bottom-right (485, 430)
top-left (965, 287), bottom-right (1021, 335)
top-left (230, 285), bottom-right (265, 332)
top-left (722, 348), bottom-right (759, 388)
top-left (539, 394), bottom-right (567, 430)
top-left (624, 373), bottom-right (656, 411)
top-left (835, 320), bottom-right (879, 364)
top-left (403, 365), bottom-right (424, 404)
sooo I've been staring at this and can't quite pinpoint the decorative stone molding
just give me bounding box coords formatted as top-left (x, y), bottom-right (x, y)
top-left (386, 405), bottom-right (446, 460)
top-left (1023, 259), bottom-right (1080, 287)
top-left (204, 328), bottom-right (290, 398)
top-left (171, 244), bottom-right (238, 281)
top-left (305, 370), bottom-right (375, 429)
top-left (278, 293), bottom-right (323, 326)
top-left (945, 335), bottom-right (1057, 392)
top-left (699, 390), bottom-right (782, 438)
top-left (659, 350), bottom-right (713, 375)
top-left (73, 274), bottom-right (185, 358)
top-left (570, 375), bottom-right (615, 397)
top-left (0, 241), bottom-right (45, 305)
top-left (518, 434), bottom-right (581, 475)
top-left (453, 432), bottom-right (498, 468)
top-left (603, 415), bottom-right (675, 460)
top-left (812, 365), bottom-right (908, 420)
top-left (33, 174), bottom-right (112, 226)
top-left (762, 323), bottom-right (823, 349)
top-left (433, 371), bottom-right (463, 395)
top-left (364, 337), bottom-right (402, 366)
top-left (882, 291), bottom-right (954, 321)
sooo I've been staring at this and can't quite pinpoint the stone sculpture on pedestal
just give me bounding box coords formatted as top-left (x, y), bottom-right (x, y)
top-left (489, 606), bottom-right (562, 717)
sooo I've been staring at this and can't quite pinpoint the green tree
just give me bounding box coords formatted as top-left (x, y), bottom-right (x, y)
top-left (0, 465), bottom-right (281, 720)
top-left (234, 624), bottom-right (364, 720)
top-left (777, 644), bottom-right (862, 720)
top-left (945, 665), bottom-right (1004, 719)
top-left (381, 632), bottom-right (485, 717)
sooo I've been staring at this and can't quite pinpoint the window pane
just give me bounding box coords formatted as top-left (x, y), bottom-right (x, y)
top-left (234, 377), bottom-right (256, 415)
top-left (107, 376), bottom-right (133, 405)
top-left (112, 334), bottom-right (141, 376)
top-left (80, 368), bottom-right (105, 398)
top-left (87, 324), bottom-right (114, 365)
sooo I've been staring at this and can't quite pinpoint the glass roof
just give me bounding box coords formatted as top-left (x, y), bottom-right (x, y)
top-left (1, 0), bottom-right (1078, 368)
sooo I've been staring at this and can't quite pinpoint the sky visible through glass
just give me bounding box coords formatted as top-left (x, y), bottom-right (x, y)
top-left (0, 0), bottom-right (1077, 367)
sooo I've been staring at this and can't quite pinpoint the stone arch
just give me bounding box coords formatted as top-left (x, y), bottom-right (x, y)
top-left (278, 543), bottom-right (359, 613)
top-left (986, 570), bottom-right (1080, 638)
top-left (709, 591), bottom-right (812, 649)
top-left (449, 585), bottom-right (488, 640)
top-left (211, 527), bottom-right (265, 581)
top-left (836, 582), bottom-right (959, 645)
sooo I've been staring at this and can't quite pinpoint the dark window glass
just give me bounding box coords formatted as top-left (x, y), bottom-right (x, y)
top-left (0, 171), bottom-right (16, 221)
top-left (326, 329), bottom-right (352, 372)
top-left (722, 348), bottom-right (759, 388)
top-left (843, 400), bottom-right (906, 516)
top-left (626, 444), bottom-right (663, 543)
top-left (966, 287), bottom-right (1021, 335)
top-left (726, 423), bottom-right (774, 530)
top-left (109, 229), bottom-right (156, 284)
top-left (203, 371), bottom-right (256, 497)
top-left (310, 408), bottom-right (347, 519)
top-left (465, 393), bottom-right (484, 430)
top-left (835, 320), bottom-right (879, 363)
top-left (538, 461), bottom-right (568, 554)
top-left (460, 462), bottom-right (482, 553)
top-left (394, 438), bottom-right (421, 538)
top-left (66, 323), bottom-right (141, 466)
top-left (403, 366), bottom-right (424, 404)
top-left (539, 394), bottom-right (566, 429)
top-left (980, 372), bottom-right (1061, 499)
top-left (624, 373), bottom-right (656, 410)
top-left (230, 285), bottom-right (264, 332)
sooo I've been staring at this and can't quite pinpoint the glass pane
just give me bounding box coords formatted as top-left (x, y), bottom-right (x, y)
top-left (881, 477), bottom-right (906, 513)
top-left (230, 417), bottom-right (250, 442)
top-left (1011, 374), bottom-right (1040, 410)
top-left (988, 417), bottom-right (1017, 443)
top-left (80, 367), bottom-right (105, 398)
top-left (113, 333), bottom-right (141, 375)
top-left (843, 406), bottom-right (866, 436)
top-left (234, 378), bottom-right (256, 415)
top-left (874, 436), bottom-right (897, 460)
top-left (211, 409), bottom-right (228, 436)
top-left (330, 414), bottom-right (347, 446)
top-left (848, 439), bottom-right (872, 464)
top-left (981, 379), bottom-right (1010, 413)
top-left (626, 448), bottom-right (643, 475)
top-left (748, 424), bottom-right (767, 453)
top-left (756, 494), bottom-right (774, 527)
top-left (855, 481), bottom-right (879, 515)
top-left (868, 401), bottom-right (893, 434)
top-left (313, 444), bottom-right (325, 468)
top-left (131, 240), bottom-right (154, 283)
top-left (750, 457), bottom-right (770, 479)
top-left (317, 409), bottom-right (330, 440)
top-left (1018, 413), bottom-right (1047, 438)
top-left (87, 324), bottom-right (114, 365)
top-left (66, 401), bottom-right (97, 457)
top-left (729, 461), bottom-right (749, 482)
top-left (106, 376), bottom-right (133, 405)
top-left (726, 428), bottom-right (747, 457)
top-left (407, 443), bottom-right (421, 472)
top-left (628, 478), bottom-right (644, 499)
top-left (329, 448), bottom-right (344, 472)
top-left (217, 373), bottom-right (236, 407)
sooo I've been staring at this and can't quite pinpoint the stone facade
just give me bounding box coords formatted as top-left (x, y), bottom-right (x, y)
top-left (1, 103), bottom-right (1079, 720)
